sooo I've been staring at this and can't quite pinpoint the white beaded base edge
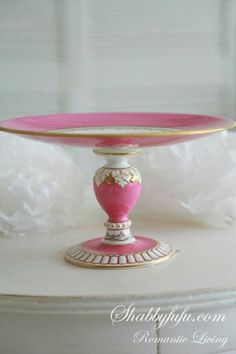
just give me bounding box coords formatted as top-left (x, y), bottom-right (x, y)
top-left (64, 241), bottom-right (175, 269)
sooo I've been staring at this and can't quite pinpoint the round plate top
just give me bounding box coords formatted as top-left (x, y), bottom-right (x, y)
top-left (0, 112), bottom-right (234, 148)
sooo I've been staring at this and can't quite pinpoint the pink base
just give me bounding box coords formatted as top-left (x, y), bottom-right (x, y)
top-left (64, 236), bottom-right (174, 268)
top-left (81, 236), bottom-right (158, 255)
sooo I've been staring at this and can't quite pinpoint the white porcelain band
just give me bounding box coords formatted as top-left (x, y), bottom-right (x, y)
top-left (103, 220), bottom-right (135, 245)
top-left (104, 220), bottom-right (132, 230)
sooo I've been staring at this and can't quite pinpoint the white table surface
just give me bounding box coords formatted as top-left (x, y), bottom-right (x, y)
top-left (1, 218), bottom-right (236, 354)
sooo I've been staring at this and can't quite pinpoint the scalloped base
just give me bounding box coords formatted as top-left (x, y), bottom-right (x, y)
top-left (64, 236), bottom-right (175, 269)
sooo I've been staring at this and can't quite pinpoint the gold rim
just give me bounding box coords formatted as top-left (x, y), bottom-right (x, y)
top-left (0, 122), bottom-right (235, 139)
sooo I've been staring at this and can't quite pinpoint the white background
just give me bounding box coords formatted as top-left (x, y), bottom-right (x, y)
top-left (0, 0), bottom-right (236, 118)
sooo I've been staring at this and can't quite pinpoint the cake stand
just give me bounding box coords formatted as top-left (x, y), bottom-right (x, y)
top-left (0, 112), bottom-right (234, 269)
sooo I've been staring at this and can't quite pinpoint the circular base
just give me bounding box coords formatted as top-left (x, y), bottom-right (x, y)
top-left (64, 236), bottom-right (175, 269)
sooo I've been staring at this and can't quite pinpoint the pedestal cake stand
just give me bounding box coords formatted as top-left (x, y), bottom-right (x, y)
top-left (0, 113), bottom-right (234, 269)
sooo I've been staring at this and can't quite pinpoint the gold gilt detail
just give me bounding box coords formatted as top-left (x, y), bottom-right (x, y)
top-left (95, 167), bottom-right (141, 188)
top-left (104, 175), bottom-right (115, 185)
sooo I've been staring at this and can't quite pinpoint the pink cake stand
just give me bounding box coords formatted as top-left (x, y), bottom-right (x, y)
top-left (0, 113), bottom-right (235, 269)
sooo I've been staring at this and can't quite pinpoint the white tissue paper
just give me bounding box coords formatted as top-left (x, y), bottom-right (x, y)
top-left (0, 134), bottom-right (84, 237)
top-left (0, 131), bottom-right (235, 237)
top-left (136, 131), bottom-right (236, 227)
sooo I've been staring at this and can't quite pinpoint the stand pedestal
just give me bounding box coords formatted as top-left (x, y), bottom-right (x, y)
top-left (64, 148), bottom-right (174, 268)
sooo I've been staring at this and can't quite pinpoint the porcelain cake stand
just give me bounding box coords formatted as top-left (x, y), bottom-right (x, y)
top-left (0, 112), bottom-right (234, 269)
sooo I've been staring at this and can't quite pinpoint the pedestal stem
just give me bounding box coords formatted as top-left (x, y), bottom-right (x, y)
top-left (93, 148), bottom-right (142, 245)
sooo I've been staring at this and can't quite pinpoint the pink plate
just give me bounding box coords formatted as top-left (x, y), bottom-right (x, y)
top-left (0, 112), bottom-right (234, 148)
